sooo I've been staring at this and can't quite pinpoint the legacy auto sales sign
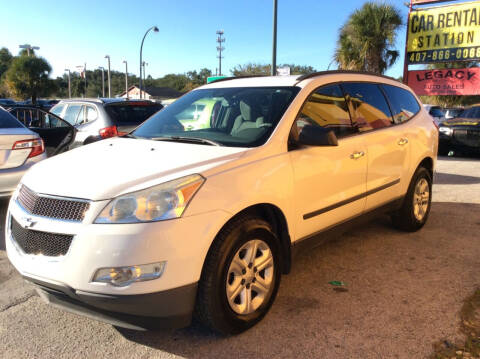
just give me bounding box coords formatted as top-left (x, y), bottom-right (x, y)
top-left (408, 68), bottom-right (480, 95)
top-left (407, 1), bottom-right (480, 64)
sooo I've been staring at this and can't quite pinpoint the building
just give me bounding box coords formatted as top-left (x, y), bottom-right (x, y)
top-left (119, 85), bottom-right (183, 101)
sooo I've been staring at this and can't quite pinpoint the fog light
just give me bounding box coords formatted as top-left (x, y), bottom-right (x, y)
top-left (92, 262), bottom-right (166, 287)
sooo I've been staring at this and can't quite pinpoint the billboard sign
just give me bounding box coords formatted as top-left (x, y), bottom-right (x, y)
top-left (407, 67), bottom-right (480, 95)
top-left (407, 1), bottom-right (480, 64)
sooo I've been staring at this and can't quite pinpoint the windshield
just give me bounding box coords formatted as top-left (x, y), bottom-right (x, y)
top-left (133, 87), bottom-right (300, 147)
top-left (458, 106), bottom-right (480, 119)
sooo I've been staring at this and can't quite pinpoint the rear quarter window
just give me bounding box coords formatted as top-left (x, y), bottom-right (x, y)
top-left (105, 103), bottom-right (163, 124)
top-left (381, 85), bottom-right (421, 124)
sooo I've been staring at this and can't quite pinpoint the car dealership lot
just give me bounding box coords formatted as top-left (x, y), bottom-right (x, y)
top-left (0, 156), bottom-right (479, 359)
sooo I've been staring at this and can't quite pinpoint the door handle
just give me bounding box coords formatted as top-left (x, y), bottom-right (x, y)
top-left (398, 138), bottom-right (409, 146)
top-left (350, 151), bottom-right (365, 160)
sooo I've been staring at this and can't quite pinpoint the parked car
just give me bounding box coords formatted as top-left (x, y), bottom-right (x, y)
top-left (0, 99), bottom-right (16, 107)
top-left (442, 107), bottom-right (463, 120)
top-left (0, 108), bottom-right (47, 197)
top-left (6, 71), bottom-right (437, 334)
top-left (19, 99), bottom-right (59, 111)
top-left (438, 104), bottom-right (480, 155)
top-left (423, 104), bottom-right (445, 126)
top-left (50, 98), bottom-right (163, 148)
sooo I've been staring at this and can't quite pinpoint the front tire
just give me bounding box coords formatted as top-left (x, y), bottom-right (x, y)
top-left (194, 215), bottom-right (281, 335)
top-left (391, 167), bottom-right (432, 232)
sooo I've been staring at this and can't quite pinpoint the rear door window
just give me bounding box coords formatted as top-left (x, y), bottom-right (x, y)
top-left (342, 82), bottom-right (393, 132)
top-left (63, 104), bottom-right (82, 125)
top-left (381, 85), bottom-right (420, 124)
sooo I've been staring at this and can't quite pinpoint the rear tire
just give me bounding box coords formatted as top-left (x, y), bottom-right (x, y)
top-left (391, 167), bottom-right (432, 232)
top-left (194, 215), bottom-right (281, 335)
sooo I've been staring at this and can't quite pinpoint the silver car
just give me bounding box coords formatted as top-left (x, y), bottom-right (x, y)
top-left (0, 108), bottom-right (47, 197)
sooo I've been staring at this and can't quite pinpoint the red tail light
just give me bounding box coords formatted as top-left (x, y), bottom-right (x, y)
top-left (99, 125), bottom-right (118, 139)
top-left (12, 138), bottom-right (45, 158)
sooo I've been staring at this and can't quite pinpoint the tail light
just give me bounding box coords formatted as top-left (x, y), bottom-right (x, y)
top-left (12, 138), bottom-right (45, 158)
top-left (99, 125), bottom-right (118, 139)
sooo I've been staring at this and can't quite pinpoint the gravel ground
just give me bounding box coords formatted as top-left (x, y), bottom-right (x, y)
top-left (0, 156), bottom-right (479, 359)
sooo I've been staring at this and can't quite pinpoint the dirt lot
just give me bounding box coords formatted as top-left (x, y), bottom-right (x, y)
top-left (1, 157), bottom-right (479, 359)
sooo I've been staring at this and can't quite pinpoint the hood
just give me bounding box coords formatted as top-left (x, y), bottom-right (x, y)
top-left (441, 117), bottom-right (480, 127)
top-left (22, 137), bottom-right (248, 200)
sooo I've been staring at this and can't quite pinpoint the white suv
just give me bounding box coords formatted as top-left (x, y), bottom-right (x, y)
top-left (6, 72), bottom-right (438, 334)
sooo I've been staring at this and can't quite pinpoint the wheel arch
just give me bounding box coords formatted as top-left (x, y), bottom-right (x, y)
top-left (417, 156), bottom-right (434, 179)
top-left (209, 203), bottom-right (292, 275)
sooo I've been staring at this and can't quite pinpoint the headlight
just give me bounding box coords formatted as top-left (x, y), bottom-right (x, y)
top-left (95, 174), bottom-right (204, 224)
top-left (439, 126), bottom-right (453, 136)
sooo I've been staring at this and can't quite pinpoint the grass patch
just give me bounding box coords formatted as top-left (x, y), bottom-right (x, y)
top-left (431, 289), bottom-right (480, 358)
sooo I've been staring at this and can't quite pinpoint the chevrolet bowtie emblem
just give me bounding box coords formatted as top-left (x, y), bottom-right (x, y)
top-left (22, 217), bottom-right (37, 229)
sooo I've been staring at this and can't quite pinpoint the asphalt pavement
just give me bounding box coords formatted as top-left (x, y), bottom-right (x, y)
top-left (1, 156), bottom-right (479, 358)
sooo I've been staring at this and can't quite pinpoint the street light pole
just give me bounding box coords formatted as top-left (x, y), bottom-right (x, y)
top-left (142, 61), bottom-right (148, 88)
top-left (139, 26), bottom-right (158, 99)
top-left (271, 0), bottom-right (278, 76)
top-left (105, 55), bottom-right (111, 98)
top-left (99, 67), bottom-right (105, 97)
top-left (123, 60), bottom-right (128, 99)
top-left (19, 44), bottom-right (40, 56)
top-left (64, 69), bottom-right (71, 98)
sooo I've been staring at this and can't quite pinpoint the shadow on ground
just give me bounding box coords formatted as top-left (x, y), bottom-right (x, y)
top-left (434, 172), bottom-right (480, 185)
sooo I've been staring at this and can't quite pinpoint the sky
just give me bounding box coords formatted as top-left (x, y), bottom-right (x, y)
top-left (1, 0), bottom-right (412, 79)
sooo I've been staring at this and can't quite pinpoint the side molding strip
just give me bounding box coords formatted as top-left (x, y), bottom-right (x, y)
top-left (303, 179), bottom-right (400, 220)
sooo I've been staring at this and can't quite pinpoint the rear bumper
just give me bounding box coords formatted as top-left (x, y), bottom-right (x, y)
top-left (27, 275), bottom-right (197, 330)
top-left (0, 155), bottom-right (46, 197)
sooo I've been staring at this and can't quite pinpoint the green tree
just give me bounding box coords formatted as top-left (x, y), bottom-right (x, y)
top-left (5, 56), bottom-right (56, 102)
top-left (0, 48), bottom-right (13, 79)
top-left (334, 2), bottom-right (402, 74)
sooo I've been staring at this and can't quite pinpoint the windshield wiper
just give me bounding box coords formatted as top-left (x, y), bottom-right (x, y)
top-left (122, 133), bottom-right (138, 139)
top-left (151, 136), bottom-right (222, 146)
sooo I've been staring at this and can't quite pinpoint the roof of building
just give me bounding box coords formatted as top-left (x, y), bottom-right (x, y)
top-left (120, 85), bottom-right (183, 98)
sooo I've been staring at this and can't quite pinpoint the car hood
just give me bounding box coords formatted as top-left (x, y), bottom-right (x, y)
top-left (441, 118), bottom-right (480, 127)
top-left (21, 137), bottom-right (248, 200)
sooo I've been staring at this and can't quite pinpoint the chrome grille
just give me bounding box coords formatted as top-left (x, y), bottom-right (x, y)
top-left (10, 216), bottom-right (73, 257)
top-left (17, 185), bottom-right (89, 221)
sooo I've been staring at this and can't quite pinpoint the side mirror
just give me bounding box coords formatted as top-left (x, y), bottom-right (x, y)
top-left (298, 125), bottom-right (338, 146)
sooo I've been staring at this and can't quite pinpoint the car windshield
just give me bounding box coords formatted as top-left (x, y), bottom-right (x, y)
top-left (457, 106), bottom-right (480, 119)
top-left (133, 87), bottom-right (300, 147)
top-left (429, 107), bottom-right (444, 117)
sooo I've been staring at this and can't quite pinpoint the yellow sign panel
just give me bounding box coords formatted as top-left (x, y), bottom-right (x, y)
top-left (407, 1), bottom-right (480, 64)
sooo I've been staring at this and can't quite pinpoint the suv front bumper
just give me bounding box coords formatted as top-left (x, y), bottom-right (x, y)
top-left (28, 275), bottom-right (197, 330)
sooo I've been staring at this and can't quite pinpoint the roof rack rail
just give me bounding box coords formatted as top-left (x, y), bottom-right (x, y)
top-left (64, 97), bottom-right (104, 103)
top-left (295, 70), bottom-right (398, 83)
top-left (207, 74), bottom-right (269, 84)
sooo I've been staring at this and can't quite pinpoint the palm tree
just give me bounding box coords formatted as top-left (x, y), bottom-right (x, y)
top-left (334, 2), bottom-right (402, 74)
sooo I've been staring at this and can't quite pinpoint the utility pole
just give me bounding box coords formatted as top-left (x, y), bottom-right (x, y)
top-left (105, 55), bottom-right (111, 98)
top-left (99, 67), bottom-right (105, 97)
top-left (19, 44), bottom-right (39, 56)
top-left (123, 61), bottom-right (129, 99)
top-left (64, 69), bottom-right (71, 98)
top-left (271, 0), bottom-right (278, 76)
top-left (216, 30), bottom-right (225, 76)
